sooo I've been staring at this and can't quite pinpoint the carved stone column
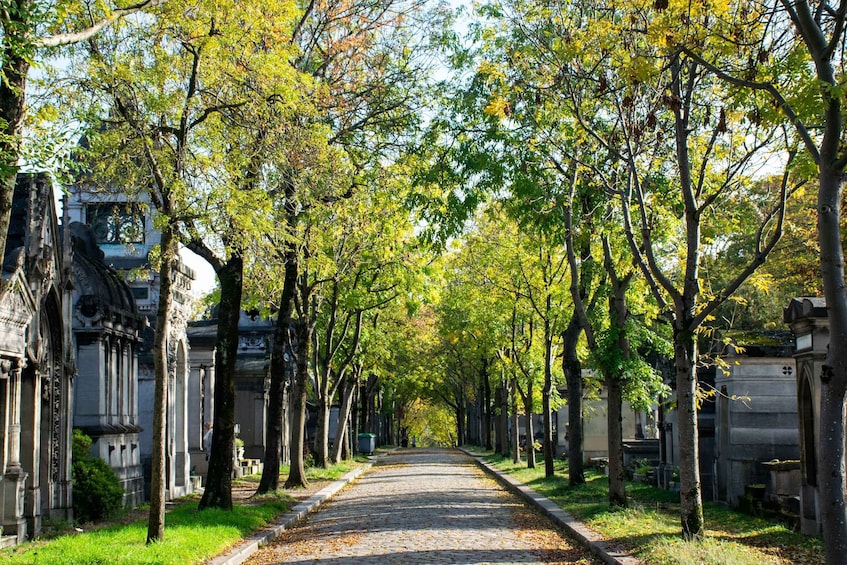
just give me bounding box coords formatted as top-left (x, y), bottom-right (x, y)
top-left (2, 361), bottom-right (29, 542)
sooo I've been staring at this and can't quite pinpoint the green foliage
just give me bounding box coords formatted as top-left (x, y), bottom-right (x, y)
top-left (405, 399), bottom-right (457, 446)
top-left (71, 430), bottom-right (124, 524)
top-left (594, 319), bottom-right (672, 411)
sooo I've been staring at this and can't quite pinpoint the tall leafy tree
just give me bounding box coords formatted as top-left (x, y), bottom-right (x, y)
top-left (0, 0), bottom-right (163, 276)
top-left (467, 0), bottom-right (796, 538)
top-left (681, 0), bottom-right (847, 557)
top-left (187, 9), bottom-right (302, 508)
top-left (69, 0), bottom-right (302, 527)
top-left (311, 168), bottom-right (418, 467)
top-left (253, 0), bottom-right (445, 489)
top-left (491, 0), bottom-right (793, 538)
top-left (616, 21), bottom-right (791, 543)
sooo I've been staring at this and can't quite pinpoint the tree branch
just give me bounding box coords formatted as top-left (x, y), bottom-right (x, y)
top-left (39, 0), bottom-right (167, 48)
top-left (681, 46), bottom-right (820, 164)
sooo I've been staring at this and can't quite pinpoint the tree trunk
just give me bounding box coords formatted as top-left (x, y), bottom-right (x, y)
top-left (146, 223), bottom-right (176, 543)
top-left (313, 389), bottom-right (331, 468)
top-left (607, 374), bottom-right (626, 506)
top-left (199, 255), bottom-right (244, 510)
top-left (563, 315), bottom-right (584, 486)
top-left (607, 272), bottom-right (630, 507)
top-left (351, 381), bottom-right (359, 455)
top-left (543, 313), bottom-right (555, 478)
top-left (255, 244), bottom-right (297, 494)
top-left (362, 374), bottom-right (377, 433)
top-left (493, 379), bottom-right (503, 454)
top-left (674, 324), bottom-right (703, 540)
top-left (483, 361), bottom-right (492, 450)
top-left (285, 314), bottom-right (312, 488)
top-left (511, 377), bottom-right (521, 464)
top-left (455, 400), bottom-right (465, 447)
top-left (817, 376), bottom-right (847, 558)
top-left (332, 375), bottom-right (357, 463)
top-left (790, 5), bottom-right (847, 557)
top-left (497, 377), bottom-right (509, 458)
top-left (523, 380), bottom-right (536, 469)
top-left (0, 42), bottom-right (28, 272)
top-left (817, 161), bottom-right (847, 559)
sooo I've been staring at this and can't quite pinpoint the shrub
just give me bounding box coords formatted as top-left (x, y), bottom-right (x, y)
top-left (72, 430), bottom-right (124, 523)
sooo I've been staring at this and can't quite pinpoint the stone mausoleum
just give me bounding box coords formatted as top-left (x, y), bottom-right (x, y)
top-left (713, 331), bottom-right (799, 507)
top-left (0, 174), bottom-right (74, 545)
top-left (65, 182), bottom-right (197, 501)
top-left (69, 222), bottom-right (145, 507)
top-left (784, 297), bottom-right (828, 535)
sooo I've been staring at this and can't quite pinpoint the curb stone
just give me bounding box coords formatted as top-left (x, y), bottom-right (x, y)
top-left (206, 462), bottom-right (373, 565)
top-left (462, 450), bottom-right (643, 565)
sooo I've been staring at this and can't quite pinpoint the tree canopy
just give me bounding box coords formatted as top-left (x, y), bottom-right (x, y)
top-left (28, 0), bottom-right (842, 557)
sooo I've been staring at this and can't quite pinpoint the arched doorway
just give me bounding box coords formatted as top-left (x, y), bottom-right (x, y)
top-left (799, 372), bottom-right (816, 486)
top-left (20, 292), bottom-right (69, 537)
top-left (798, 370), bottom-right (819, 533)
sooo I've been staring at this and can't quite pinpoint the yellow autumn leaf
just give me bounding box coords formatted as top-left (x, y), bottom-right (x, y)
top-left (484, 95), bottom-right (510, 119)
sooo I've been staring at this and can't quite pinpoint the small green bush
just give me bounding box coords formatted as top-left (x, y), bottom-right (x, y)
top-left (72, 429), bottom-right (124, 523)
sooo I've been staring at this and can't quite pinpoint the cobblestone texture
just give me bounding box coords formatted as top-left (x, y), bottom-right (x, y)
top-left (245, 448), bottom-right (600, 565)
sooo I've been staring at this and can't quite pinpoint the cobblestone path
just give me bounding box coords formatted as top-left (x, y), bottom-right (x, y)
top-left (245, 448), bottom-right (599, 565)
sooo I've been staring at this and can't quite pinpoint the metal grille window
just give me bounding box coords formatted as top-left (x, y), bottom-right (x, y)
top-left (86, 203), bottom-right (145, 245)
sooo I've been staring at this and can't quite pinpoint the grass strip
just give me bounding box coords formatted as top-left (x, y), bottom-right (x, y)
top-left (1, 458), bottom-right (369, 565)
top-left (484, 453), bottom-right (824, 565)
top-left (0, 496), bottom-right (292, 565)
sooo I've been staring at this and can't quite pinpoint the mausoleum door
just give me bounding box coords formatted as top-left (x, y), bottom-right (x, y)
top-left (800, 372), bottom-right (817, 487)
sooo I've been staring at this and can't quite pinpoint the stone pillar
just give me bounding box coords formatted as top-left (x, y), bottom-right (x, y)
top-left (21, 364), bottom-right (42, 538)
top-left (784, 297), bottom-right (828, 535)
top-left (187, 350), bottom-right (215, 477)
top-left (2, 362), bottom-right (28, 542)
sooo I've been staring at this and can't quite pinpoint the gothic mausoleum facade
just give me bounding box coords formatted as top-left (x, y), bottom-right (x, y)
top-left (65, 183), bottom-right (197, 501)
top-left (69, 222), bottom-right (145, 507)
top-left (0, 173), bottom-right (74, 545)
top-left (784, 297), bottom-right (828, 535)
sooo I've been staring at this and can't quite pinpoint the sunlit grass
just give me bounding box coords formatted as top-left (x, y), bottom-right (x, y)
top-left (0, 496), bottom-right (292, 565)
top-left (482, 452), bottom-right (824, 564)
top-left (0, 458), bottom-right (366, 565)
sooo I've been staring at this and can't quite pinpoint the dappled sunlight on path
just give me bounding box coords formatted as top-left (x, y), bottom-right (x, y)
top-left (245, 448), bottom-right (599, 565)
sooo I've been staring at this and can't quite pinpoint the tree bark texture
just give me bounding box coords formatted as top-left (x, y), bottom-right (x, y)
top-left (543, 314), bottom-right (555, 478)
top-left (523, 380), bottom-right (536, 469)
top-left (607, 375), bottom-right (626, 507)
top-left (483, 361), bottom-right (492, 451)
top-left (511, 377), bottom-right (521, 464)
top-left (361, 374), bottom-right (378, 433)
top-left (199, 255), bottom-right (244, 510)
top-left (498, 378), bottom-right (510, 458)
top-left (791, 2), bottom-right (847, 555)
top-left (607, 270), bottom-right (631, 507)
top-left (493, 381), bottom-right (503, 454)
top-left (562, 316), bottom-right (584, 486)
top-left (674, 326), bottom-right (703, 540)
top-left (146, 223), bottom-right (175, 543)
top-left (285, 313), bottom-right (312, 488)
top-left (455, 400), bottom-right (466, 447)
top-left (817, 162), bottom-right (847, 559)
top-left (332, 375), bottom-right (357, 463)
top-left (314, 391), bottom-right (331, 468)
top-left (255, 259), bottom-right (297, 493)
